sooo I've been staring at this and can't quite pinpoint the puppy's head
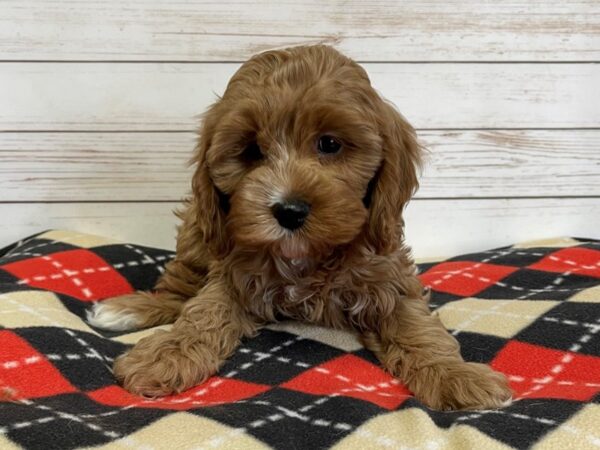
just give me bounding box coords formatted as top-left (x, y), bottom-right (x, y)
top-left (192, 45), bottom-right (422, 259)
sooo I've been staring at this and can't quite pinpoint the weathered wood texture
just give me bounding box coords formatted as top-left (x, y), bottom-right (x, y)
top-left (1, 63), bottom-right (599, 131)
top-left (2, 130), bottom-right (599, 202)
top-left (2, 199), bottom-right (598, 257)
top-left (0, 1), bottom-right (598, 61)
top-left (1, 2), bottom-right (598, 254)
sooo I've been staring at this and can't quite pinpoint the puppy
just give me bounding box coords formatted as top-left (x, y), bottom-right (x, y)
top-left (88, 45), bottom-right (512, 411)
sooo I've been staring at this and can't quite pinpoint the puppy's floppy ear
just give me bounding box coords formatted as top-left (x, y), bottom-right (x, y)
top-left (366, 102), bottom-right (423, 254)
top-left (191, 104), bottom-right (230, 257)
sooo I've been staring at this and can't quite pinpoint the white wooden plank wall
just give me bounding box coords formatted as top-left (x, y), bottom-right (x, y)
top-left (0, 1), bottom-right (598, 257)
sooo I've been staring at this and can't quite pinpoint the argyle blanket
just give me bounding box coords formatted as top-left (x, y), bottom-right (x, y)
top-left (0, 231), bottom-right (599, 450)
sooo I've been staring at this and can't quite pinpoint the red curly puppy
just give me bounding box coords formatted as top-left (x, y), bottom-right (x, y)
top-left (88, 45), bottom-right (512, 411)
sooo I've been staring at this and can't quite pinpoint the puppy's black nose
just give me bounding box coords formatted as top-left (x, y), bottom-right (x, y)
top-left (271, 199), bottom-right (310, 230)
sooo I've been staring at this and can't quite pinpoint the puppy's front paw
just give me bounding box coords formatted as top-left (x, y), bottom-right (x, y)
top-left (113, 330), bottom-right (219, 397)
top-left (87, 299), bottom-right (143, 332)
top-left (416, 362), bottom-right (512, 411)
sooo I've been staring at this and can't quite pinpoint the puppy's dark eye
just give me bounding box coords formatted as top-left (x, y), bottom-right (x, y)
top-left (240, 141), bottom-right (263, 163)
top-left (317, 135), bottom-right (342, 154)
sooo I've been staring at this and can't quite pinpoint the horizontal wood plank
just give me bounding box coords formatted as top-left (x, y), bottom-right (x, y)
top-left (1, 130), bottom-right (599, 201)
top-left (1, 199), bottom-right (598, 258)
top-left (420, 130), bottom-right (600, 198)
top-left (1, 63), bottom-right (598, 131)
top-left (0, 133), bottom-right (197, 202)
top-left (0, 1), bottom-right (598, 61)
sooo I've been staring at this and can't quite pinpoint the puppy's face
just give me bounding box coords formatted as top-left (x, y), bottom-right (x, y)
top-left (209, 79), bottom-right (382, 259)
top-left (194, 46), bottom-right (421, 259)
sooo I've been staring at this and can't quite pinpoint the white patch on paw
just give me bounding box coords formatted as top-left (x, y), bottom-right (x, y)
top-left (500, 396), bottom-right (513, 408)
top-left (86, 302), bottom-right (141, 331)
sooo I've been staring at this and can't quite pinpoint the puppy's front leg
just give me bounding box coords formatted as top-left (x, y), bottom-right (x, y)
top-left (113, 280), bottom-right (258, 397)
top-left (361, 295), bottom-right (512, 411)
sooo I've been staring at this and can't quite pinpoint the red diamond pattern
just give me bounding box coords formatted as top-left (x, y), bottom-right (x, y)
top-left (88, 376), bottom-right (271, 410)
top-left (0, 330), bottom-right (77, 400)
top-left (281, 354), bottom-right (412, 410)
top-left (1, 249), bottom-right (132, 301)
top-left (529, 247), bottom-right (600, 279)
top-left (419, 260), bottom-right (518, 296)
top-left (492, 341), bottom-right (600, 401)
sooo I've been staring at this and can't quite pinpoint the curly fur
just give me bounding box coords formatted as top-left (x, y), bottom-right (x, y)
top-left (91, 45), bottom-right (512, 410)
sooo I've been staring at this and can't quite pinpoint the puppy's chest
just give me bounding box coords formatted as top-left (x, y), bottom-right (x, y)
top-left (271, 281), bottom-right (340, 322)
top-left (281, 281), bottom-right (315, 304)
top-left (266, 267), bottom-right (348, 325)
top-left (266, 271), bottom-right (319, 306)
top-left (234, 256), bottom-right (356, 326)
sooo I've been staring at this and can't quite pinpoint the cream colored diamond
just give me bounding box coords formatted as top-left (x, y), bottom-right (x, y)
top-left (34, 230), bottom-right (123, 248)
top-left (533, 404), bottom-right (600, 449)
top-left (569, 285), bottom-right (600, 303)
top-left (0, 435), bottom-right (21, 450)
top-left (266, 321), bottom-right (362, 351)
top-left (0, 290), bottom-right (97, 334)
top-left (112, 324), bottom-right (172, 344)
top-left (437, 297), bottom-right (558, 338)
top-left (512, 237), bottom-right (581, 249)
top-left (81, 412), bottom-right (269, 450)
top-left (332, 407), bottom-right (512, 450)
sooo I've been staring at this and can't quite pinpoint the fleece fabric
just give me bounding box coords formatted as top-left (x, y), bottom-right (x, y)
top-left (0, 230), bottom-right (599, 449)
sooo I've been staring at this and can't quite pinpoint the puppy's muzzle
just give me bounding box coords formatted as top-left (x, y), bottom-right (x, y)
top-left (271, 199), bottom-right (310, 230)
